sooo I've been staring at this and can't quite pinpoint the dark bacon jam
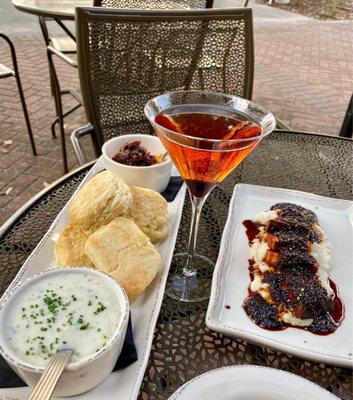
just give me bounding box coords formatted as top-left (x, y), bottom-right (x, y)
top-left (112, 141), bottom-right (160, 166)
top-left (242, 203), bottom-right (344, 335)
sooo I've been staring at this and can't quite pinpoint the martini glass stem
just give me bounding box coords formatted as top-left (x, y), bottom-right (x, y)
top-left (183, 192), bottom-right (208, 276)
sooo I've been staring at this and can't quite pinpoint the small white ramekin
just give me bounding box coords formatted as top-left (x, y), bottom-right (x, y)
top-left (0, 268), bottom-right (129, 397)
top-left (102, 134), bottom-right (172, 193)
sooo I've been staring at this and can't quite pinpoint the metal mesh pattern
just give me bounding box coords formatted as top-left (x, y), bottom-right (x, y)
top-left (95, 0), bottom-right (212, 9)
top-left (0, 173), bottom-right (86, 294)
top-left (76, 8), bottom-right (252, 144)
top-left (1, 132), bottom-right (352, 399)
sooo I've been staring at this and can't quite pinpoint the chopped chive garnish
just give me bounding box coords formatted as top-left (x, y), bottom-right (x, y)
top-left (80, 323), bottom-right (89, 330)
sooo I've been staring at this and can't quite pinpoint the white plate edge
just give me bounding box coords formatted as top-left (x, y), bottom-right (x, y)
top-left (205, 183), bottom-right (353, 369)
top-left (168, 365), bottom-right (341, 400)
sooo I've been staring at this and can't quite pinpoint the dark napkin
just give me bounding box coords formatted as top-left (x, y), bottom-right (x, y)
top-left (0, 315), bottom-right (137, 388)
top-left (162, 176), bottom-right (183, 202)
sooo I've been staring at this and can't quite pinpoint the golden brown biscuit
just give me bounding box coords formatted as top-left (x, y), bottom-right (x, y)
top-left (54, 225), bottom-right (94, 268)
top-left (127, 186), bottom-right (169, 243)
top-left (84, 217), bottom-right (161, 300)
top-left (109, 245), bottom-right (160, 302)
top-left (68, 170), bottom-right (132, 234)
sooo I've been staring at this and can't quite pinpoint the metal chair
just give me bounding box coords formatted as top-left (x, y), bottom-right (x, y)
top-left (41, 3), bottom-right (212, 172)
top-left (0, 33), bottom-right (37, 155)
top-left (38, 17), bottom-right (81, 172)
top-left (72, 7), bottom-right (254, 164)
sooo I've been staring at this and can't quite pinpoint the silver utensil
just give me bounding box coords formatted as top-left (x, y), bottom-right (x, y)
top-left (27, 349), bottom-right (72, 400)
top-left (161, 152), bottom-right (169, 162)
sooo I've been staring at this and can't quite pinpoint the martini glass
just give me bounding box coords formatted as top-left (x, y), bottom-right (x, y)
top-left (145, 91), bottom-right (275, 302)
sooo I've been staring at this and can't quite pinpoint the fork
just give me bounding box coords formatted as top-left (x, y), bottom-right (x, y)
top-left (27, 350), bottom-right (72, 400)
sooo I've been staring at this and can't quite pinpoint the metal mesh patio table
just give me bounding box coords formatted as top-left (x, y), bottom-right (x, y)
top-left (0, 130), bottom-right (352, 399)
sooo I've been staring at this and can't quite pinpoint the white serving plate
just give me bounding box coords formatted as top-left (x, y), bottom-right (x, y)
top-left (0, 157), bottom-right (186, 400)
top-left (206, 184), bottom-right (353, 368)
top-left (168, 365), bottom-right (340, 400)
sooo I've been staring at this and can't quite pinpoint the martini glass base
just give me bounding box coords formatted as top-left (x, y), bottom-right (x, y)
top-left (166, 253), bottom-right (214, 302)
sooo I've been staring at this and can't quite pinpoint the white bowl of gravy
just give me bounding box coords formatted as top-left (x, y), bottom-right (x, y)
top-left (0, 267), bottom-right (129, 397)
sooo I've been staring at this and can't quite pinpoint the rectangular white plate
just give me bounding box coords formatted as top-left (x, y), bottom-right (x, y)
top-left (206, 184), bottom-right (353, 368)
top-left (0, 157), bottom-right (186, 400)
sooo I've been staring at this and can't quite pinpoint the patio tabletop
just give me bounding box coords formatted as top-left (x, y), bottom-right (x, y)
top-left (0, 130), bottom-right (352, 399)
top-left (11, 0), bottom-right (194, 20)
top-left (12, 0), bottom-right (92, 20)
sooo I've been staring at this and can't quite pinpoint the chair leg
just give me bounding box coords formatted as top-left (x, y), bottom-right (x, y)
top-left (39, 16), bottom-right (58, 139)
top-left (47, 54), bottom-right (59, 138)
top-left (51, 119), bottom-right (57, 138)
top-left (57, 97), bottom-right (69, 173)
top-left (14, 72), bottom-right (37, 156)
top-left (52, 86), bottom-right (68, 172)
top-left (50, 82), bottom-right (58, 139)
top-left (51, 102), bottom-right (81, 138)
top-left (48, 50), bottom-right (69, 173)
top-left (0, 33), bottom-right (37, 156)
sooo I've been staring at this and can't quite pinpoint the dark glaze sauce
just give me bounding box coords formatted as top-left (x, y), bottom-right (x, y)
top-left (242, 219), bottom-right (344, 335)
top-left (309, 279), bottom-right (344, 336)
top-left (329, 280), bottom-right (344, 324)
top-left (243, 220), bottom-right (259, 243)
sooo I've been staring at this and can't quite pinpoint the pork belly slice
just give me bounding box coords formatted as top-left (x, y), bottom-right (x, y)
top-left (263, 268), bottom-right (334, 320)
top-left (265, 219), bottom-right (310, 249)
top-left (270, 202), bottom-right (318, 227)
top-left (264, 242), bottom-right (317, 270)
top-left (270, 202), bottom-right (322, 243)
top-left (263, 218), bottom-right (317, 270)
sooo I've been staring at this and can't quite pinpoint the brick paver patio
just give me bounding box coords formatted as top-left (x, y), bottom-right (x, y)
top-left (0, 5), bottom-right (352, 225)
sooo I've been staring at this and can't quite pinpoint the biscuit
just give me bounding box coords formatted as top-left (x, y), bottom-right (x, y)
top-left (127, 186), bottom-right (169, 243)
top-left (109, 245), bottom-right (160, 302)
top-left (68, 170), bottom-right (132, 234)
top-left (54, 225), bottom-right (94, 268)
top-left (84, 217), bottom-right (161, 300)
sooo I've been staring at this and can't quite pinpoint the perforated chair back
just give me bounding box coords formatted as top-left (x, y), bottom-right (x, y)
top-left (76, 7), bottom-right (254, 147)
top-left (93, 0), bottom-right (214, 8)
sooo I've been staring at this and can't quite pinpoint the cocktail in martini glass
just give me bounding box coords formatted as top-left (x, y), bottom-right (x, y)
top-left (145, 91), bottom-right (275, 302)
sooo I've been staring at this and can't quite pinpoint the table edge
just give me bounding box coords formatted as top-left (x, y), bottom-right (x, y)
top-left (273, 129), bottom-right (352, 141)
top-left (12, 0), bottom-right (76, 20)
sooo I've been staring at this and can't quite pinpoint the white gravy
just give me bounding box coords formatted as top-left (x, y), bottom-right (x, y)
top-left (5, 272), bottom-right (121, 366)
